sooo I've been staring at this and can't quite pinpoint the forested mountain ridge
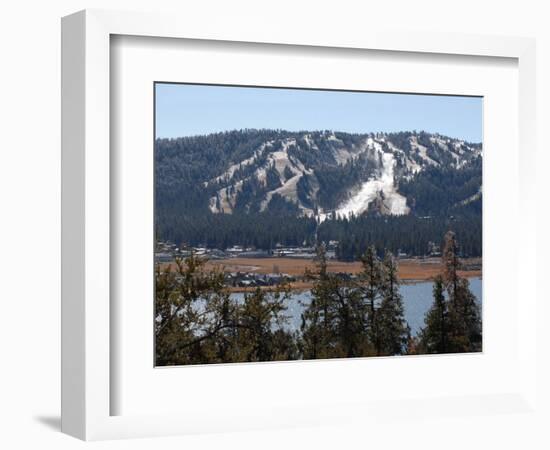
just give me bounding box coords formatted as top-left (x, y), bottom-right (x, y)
top-left (155, 129), bottom-right (482, 257)
top-left (156, 129), bottom-right (481, 218)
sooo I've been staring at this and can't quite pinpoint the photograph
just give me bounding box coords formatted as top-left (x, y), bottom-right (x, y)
top-left (154, 83), bottom-right (483, 366)
top-left (1, 1), bottom-right (543, 446)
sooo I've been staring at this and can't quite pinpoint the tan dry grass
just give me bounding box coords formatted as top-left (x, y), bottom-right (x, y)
top-left (163, 256), bottom-right (481, 282)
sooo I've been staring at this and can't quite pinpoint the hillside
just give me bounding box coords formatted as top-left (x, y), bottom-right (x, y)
top-left (155, 129), bottom-right (482, 258)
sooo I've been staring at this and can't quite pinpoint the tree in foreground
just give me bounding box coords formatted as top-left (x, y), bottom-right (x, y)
top-left (357, 246), bottom-right (383, 355)
top-left (301, 244), bottom-right (410, 359)
top-left (418, 275), bottom-right (449, 353)
top-left (155, 254), bottom-right (233, 365)
top-left (418, 231), bottom-right (482, 353)
top-left (376, 252), bottom-right (410, 356)
top-left (300, 244), bottom-right (371, 359)
top-left (155, 231), bottom-right (481, 364)
top-left (300, 244), bottom-right (335, 359)
top-left (155, 253), bottom-right (297, 365)
top-left (235, 286), bottom-right (298, 362)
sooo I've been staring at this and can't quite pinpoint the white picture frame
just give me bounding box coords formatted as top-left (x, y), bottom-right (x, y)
top-left (61, 9), bottom-right (537, 441)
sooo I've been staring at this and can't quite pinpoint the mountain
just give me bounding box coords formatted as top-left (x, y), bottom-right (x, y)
top-left (155, 129), bottom-right (482, 257)
top-left (156, 129), bottom-right (481, 218)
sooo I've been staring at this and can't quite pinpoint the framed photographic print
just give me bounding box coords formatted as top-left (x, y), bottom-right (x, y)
top-left (153, 83), bottom-right (483, 367)
top-left (62, 9), bottom-right (537, 441)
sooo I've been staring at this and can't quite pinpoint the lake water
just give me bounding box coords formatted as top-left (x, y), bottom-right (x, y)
top-left (231, 277), bottom-right (482, 337)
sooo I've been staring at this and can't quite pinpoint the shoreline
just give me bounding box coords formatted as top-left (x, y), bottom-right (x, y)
top-left (161, 256), bottom-right (482, 294)
top-left (226, 274), bottom-right (483, 294)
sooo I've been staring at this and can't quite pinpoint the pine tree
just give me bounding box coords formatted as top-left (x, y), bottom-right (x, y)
top-left (236, 286), bottom-right (295, 362)
top-left (300, 244), bottom-right (338, 359)
top-left (377, 252), bottom-right (410, 355)
top-left (155, 253), bottom-right (298, 365)
top-left (442, 231), bottom-right (460, 298)
top-left (439, 231), bottom-right (482, 352)
top-left (418, 275), bottom-right (450, 353)
top-left (154, 253), bottom-right (235, 365)
top-left (447, 278), bottom-right (482, 352)
top-left (301, 244), bottom-right (376, 359)
top-left (358, 246), bottom-right (383, 355)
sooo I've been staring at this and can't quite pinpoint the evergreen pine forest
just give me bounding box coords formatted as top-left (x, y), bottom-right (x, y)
top-left (155, 231), bottom-right (482, 365)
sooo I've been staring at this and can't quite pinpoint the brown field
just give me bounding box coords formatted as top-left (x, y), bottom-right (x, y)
top-left (206, 256), bottom-right (481, 280)
top-left (162, 256), bottom-right (481, 291)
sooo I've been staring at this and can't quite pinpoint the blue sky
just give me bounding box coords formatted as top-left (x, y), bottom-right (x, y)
top-left (155, 83), bottom-right (483, 143)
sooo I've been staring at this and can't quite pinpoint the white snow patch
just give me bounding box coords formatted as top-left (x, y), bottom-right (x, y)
top-left (258, 138), bottom-right (315, 212)
top-left (303, 134), bottom-right (318, 149)
top-left (209, 154), bottom-right (256, 185)
top-left (450, 150), bottom-right (463, 166)
top-left (327, 132), bottom-right (342, 143)
top-left (206, 141), bottom-right (272, 186)
top-left (260, 172), bottom-right (309, 213)
top-left (332, 136), bottom-right (374, 165)
top-left (209, 180), bottom-right (244, 213)
top-left (458, 187), bottom-right (482, 206)
top-left (366, 137), bottom-right (383, 152)
top-left (332, 147), bottom-right (354, 164)
top-left (410, 137), bottom-right (439, 166)
top-left (386, 140), bottom-right (421, 176)
top-left (325, 152), bottom-right (409, 221)
top-left (209, 137), bottom-right (314, 214)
